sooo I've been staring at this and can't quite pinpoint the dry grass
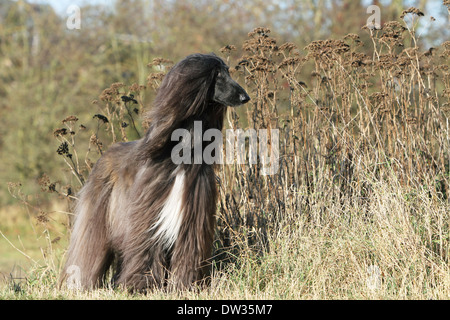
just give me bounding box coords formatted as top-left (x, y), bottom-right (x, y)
top-left (2, 179), bottom-right (449, 299)
top-left (1, 10), bottom-right (450, 299)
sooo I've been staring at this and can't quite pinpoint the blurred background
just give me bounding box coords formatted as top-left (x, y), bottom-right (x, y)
top-left (0, 0), bottom-right (448, 206)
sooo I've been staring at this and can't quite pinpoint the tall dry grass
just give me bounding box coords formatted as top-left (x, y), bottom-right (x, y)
top-left (2, 9), bottom-right (450, 299)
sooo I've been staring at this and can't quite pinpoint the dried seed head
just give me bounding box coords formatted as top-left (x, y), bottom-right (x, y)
top-left (93, 114), bottom-right (109, 123)
top-left (279, 42), bottom-right (297, 52)
top-left (56, 142), bottom-right (69, 155)
top-left (148, 57), bottom-right (173, 67)
top-left (248, 27), bottom-right (271, 38)
top-left (369, 92), bottom-right (388, 105)
top-left (147, 72), bottom-right (166, 86)
top-left (48, 183), bottom-right (56, 193)
top-left (51, 237), bottom-right (61, 244)
top-left (62, 115), bottom-right (78, 123)
top-left (344, 33), bottom-right (360, 41)
top-left (305, 39), bottom-right (350, 58)
top-left (400, 7), bottom-right (425, 19)
top-left (53, 128), bottom-right (68, 137)
top-left (278, 56), bottom-right (302, 69)
top-left (37, 174), bottom-right (50, 191)
top-left (376, 54), bottom-right (397, 70)
top-left (129, 83), bottom-right (145, 93)
top-left (121, 95), bottom-right (138, 104)
top-left (99, 82), bottom-right (124, 102)
top-left (220, 45), bottom-right (237, 53)
top-left (349, 52), bottom-right (368, 68)
top-left (36, 211), bottom-right (49, 224)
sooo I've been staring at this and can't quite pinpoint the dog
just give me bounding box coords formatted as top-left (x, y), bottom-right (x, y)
top-left (61, 53), bottom-right (250, 291)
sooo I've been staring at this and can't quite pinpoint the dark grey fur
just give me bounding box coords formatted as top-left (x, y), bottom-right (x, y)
top-left (60, 53), bottom-right (250, 291)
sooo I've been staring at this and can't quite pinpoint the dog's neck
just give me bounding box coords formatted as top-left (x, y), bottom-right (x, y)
top-left (186, 103), bottom-right (226, 132)
top-left (140, 103), bottom-right (227, 163)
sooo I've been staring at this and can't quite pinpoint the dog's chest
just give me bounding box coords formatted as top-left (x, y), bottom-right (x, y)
top-left (150, 170), bottom-right (185, 250)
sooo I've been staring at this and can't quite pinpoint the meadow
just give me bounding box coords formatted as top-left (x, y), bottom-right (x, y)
top-left (1, 2), bottom-right (450, 299)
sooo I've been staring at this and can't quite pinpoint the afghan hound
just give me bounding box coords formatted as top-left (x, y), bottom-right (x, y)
top-left (60, 53), bottom-right (250, 291)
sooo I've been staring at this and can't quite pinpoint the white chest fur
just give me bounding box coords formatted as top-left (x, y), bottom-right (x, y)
top-left (151, 170), bottom-right (185, 250)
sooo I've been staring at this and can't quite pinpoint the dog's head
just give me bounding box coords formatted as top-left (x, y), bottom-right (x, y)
top-left (211, 58), bottom-right (250, 107)
top-left (163, 53), bottom-right (250, 112)
top-left (145, 53), bottom-right (250, 156)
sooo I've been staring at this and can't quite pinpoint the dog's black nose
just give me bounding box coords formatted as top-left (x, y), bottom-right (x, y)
top-left (240, 93), bottom-right (250, 104)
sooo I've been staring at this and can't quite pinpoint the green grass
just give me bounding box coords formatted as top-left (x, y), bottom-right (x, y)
top-left (0, 206), bottom-right (42, 273)
top-left (0, 204), bottom-right (68, 287)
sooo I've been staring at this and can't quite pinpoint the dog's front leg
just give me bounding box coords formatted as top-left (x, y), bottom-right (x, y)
top-left (169, 219), bottom-right (215, 290)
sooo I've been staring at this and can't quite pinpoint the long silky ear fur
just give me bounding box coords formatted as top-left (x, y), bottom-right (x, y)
top-left (142, 58), bottom-right (218, 159)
